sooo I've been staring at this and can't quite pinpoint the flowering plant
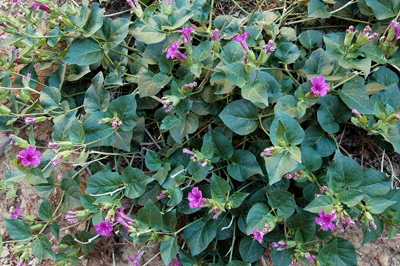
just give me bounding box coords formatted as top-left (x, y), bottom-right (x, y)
top-left (1, 0), bottom-right (400, 265)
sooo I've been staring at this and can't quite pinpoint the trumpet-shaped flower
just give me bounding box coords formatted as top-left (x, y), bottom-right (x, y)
top-left (232, 33), bottom-right (250, 53)
top-left (188, 187), bottom-right (207, 209)
top-left (315, 211), bottom-right (336, 231)
top-left (18, 146), bottom-right (42, 167)
top-left (166, 41), bottom-right (187, 62)
top-left (310, 76), bottom-right (330, 97)
top-left (179, 26), bottom-right (196, 45)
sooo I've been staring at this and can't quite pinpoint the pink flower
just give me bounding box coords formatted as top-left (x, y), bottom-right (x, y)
top-left (188, 187), bottom-right (207, 209)
top-left (66, 211), bottom-right (81, 225)
top-left (112, 118), bottom-right (122, 130)
top-left (262, 40), bottom-right (275, 55)
top-left (310, 76), bottom-right (330, 97)
top-left (336, 212), bottom-right (355, 233)
top-left (94, 221), bottom-right (113, 237)
top-left (12, 205), bottom-right (25, 220)
top-left (32, 2), bottom-right (50, 12)
top-left (252, 230), bottom-right (266, 244)
top-left (271, 240), bottom-right (287, 251)
top-left (166, 41), bottom-right (187, 62)
top-left (261, 148), bottom-right (274, 157)
top-left (178, 26), bottom-right (196, 45)
top-left (51, 154), bottom-right (63, 167)
top-left (210, 29), bottom-right (220, 41)
top-left (116, 207), bottom-right (136, 235)
top-left (232, 33), bottom-right (250, 53)
top-left (396, 112), bottom-right (400, 120)
top-left (174, 258), bottom-right (183, 266)
top-left (18, 146), bottom-right (42, 167)
top-left (305, 252), bottom-right (317, 265)
top-left (315, 211), bottom-right (336, 231)
top-left (352, 109), bottom-right (361, 117)
top-left (183, 82), bottom-right (197, 90)
top-left (127, 0), bottom-right (140, 8)
top-left (164, 0), bottom-right (173, 6)
top-left (24, 117), bottom-right (37, 124)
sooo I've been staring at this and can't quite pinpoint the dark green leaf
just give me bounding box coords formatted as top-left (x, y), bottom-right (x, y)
top-left (219, 100), bottom-right (258, 136)
top-left (137, 201), bottom-right (163, 230)
top-left (160, 236), bottom-right (179, 265)
top-left (268, 190), bottom-right (295, 218)
top-left (227, 150), bottom-right (263, 181)
top-left (63, 39), bottom-right (104, 66)
top-left (239, 236), bottom-right (263, 263)
top-left (83, 72), bottom-right (110, 115)
top-left (39, 199), bottom-right (53, 221)
top-left (4, 219), bottom-right (33, 240)
top-left (184, 219), bottom-right (217, 255)
top-left (32, 234), bottom-right (56, 260)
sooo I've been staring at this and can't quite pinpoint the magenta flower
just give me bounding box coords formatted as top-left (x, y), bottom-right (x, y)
top-left (127, 0), bottom-right (140, 8)
top-left (262, 40), bottom-right (275, 55)
top-left (365, 220), bottom-right (377, 232)
top-left (305, 252), bottom-right (317, 265)
top-left (396, 112), bottom-right (400, 120)
top-left (51, 154), bottom-right (63, 167)
top-left (32, 2), bottom-right (50, 12)
top-left (310, 76), bottom-right (330, 97)
top-left (166, 41), bottom-right (188, 62)
top-left (315, 211), bottom-right (336, 231)
top-left (183, 82), bottom-right (197, 90)
top-left (352, 109), bottom-right (361, 117)
top-left (336, 212), bottom-right (355, 233)
top-left (18, 146), bottom-right (42, 167)
top-left (116, 207), bottom-right (136, 235)
top-left (66, 211), bottom-right (81, 225)
top-left (12, 205), bottom-right (25, 220)
top-left (164, 0), bottom-right (173, 6)
top-left (129, 246), bottom-right (148, 266)
top-left (178, 26), bottom-right (196, 45)
top-left (183, 148), bottom-right (196, 161)
top-left (94, 221), bottom-right (113, 237)
top-left (24, 117), bottom-right (37, 124)
top-left (232, 33), bottom-right (250, 53)
top-left (252, 230), bottom-right (266, 244)
top-left (188, 187), bottom-right (207, 209)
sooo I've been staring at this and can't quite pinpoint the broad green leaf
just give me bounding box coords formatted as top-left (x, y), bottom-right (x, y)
top-left (85, 169), bottom-right (122, 196)
top-left (229, 192), bottom-right (249, 208)
top-left (163, 9), bottom-right (194, 30)
top-left (324, 33), bottom-right (346, 60)
top-left (304, 195), bottom-right (335, 213)
top-left (365, 0), bottom-right (400, 20)
top-left (82, 3), bottom-right (104, 37)
top-left (184, 219), bottom-right (217, 255)
top-left (221, 63), bottom-right (249, 87)
top-left (137, 201), bottom-right (163, 230)
top-left (304, 48), bottom-right (334, 77)
top-left (63, 39), bottom-right (104, 66)
top-left (362, 216), bottom-right (384, 244)
top-left (220, 41), bottom-right (245, 64)
top-left (379, 124), bottom-right (400, 153)
top-left (367, 197), bottom-right (396, 214)
top-left (160, 236), bottom-right (179, 265)
top-left (98, 18), bottom-right (131, 50)
top-left (69, 119), bottom-right (85, 144)
top-left (227, 150), bottom-right (263, 181)
top-left (32, 234), bottom-right (56, 260)
top-left (301, 146), bottom-right (322, 171)
top-left (83, 72), bottom-right (109, 115)
top-left (145, 151), bottom-right (162, 171)
top-left (246, 203), bottom-right (272, 234)
top-left (152, 73), bottom-right (172, 89)
top-left (219, 100), bottom-right (258, 135)
top-left (211, 174), bottom-right (231, 201)
top-left (83, 112), bottom-right (115, 147)
top-left (40, 86), bottom-right (61, 112)
top-left (138, 72), bottom-right (161, 97)
top-left (214, 15), bottom-right (241, 39)
top-left (299, 30), bottom-right (323, 49)
top-left (274, 42), bottom-right (300, 64)
top-left (167, 187), bottom-right (183, 207)
top-left (239, 236), bottom-right (263, 263)
top-left (209, 127), bottom-right (233, 159)
top-left (338, 57), bottom-right (371, 77)
top-left (356, 168), bottom-right (391, 197)
top-left (338, 77), bottom-right (374, 114)
top-left (122, 167), bottom-right (153, 199)
top-left (107, 94), bottom-right (137, 131)
top-left (360, 46), bottom-right (387, 64)
top-left (268, 190), bottom-right (295, 218)
top-left (241, 81), bottom-right (269, 109)
top-left (4, 219), bottom-right (33, 240)
top-left (308, 0), bottom-right (331, 18)
top-left (302, 125), bottom-right (336, 157)
top-left (193, 41), bottom-right (213, 62)
top-left (318, 238), bottom-right (357, 266)
top-left (270, 110), bottom-right (305, 146)
top-left (327, 152), bottom-right (363, 190)
top-left (337, 189), bottom-right (365, 207)
top-left (317, 95), bottom-right (351, 133)
top-left (60, 176), bottom-right (82, 213)
top-left (170, 113), bottom-right (199, 144)
top-left (264, 149), bottom-right (300, 185)
top-left (39, 199), bottom-right (53, 221)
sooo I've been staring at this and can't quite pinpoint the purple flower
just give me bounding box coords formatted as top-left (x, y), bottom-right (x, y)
top-left (336, 212), bottom-right (355, 233)
top-left (24, 117), bottom-right (37, 124)
top-left (366, 220), bottom-right (377, 232)
top-left (210, 29), bottom-right (220, 41)
top-left (346, 25), bottom-right (354, 35)
top-left (94, 221), bottom-right (113, 237)
top-left (12, 205), bottom-right (25, 220)
top-left (188, 187), bottom-right (207, 209)
top-left (252, 230), bottom-right (265, 244)
top-left (22, 73), bottom-right (31, 83)
top-left (261, 148), bottom-right (274, 157)
top-left (197, 161), bottom-right (208, 167)
top-left (368, 32), bottom-right (378, 41)
top-left (362, 26), bottom-right (372, 37)
top-left (48, 142), bottom-right (60, 151)
top-left (183, 148), bottom-right (196, 161)
top-left (320, 186), bottom-right (329, 194)
top-left (166, 41), bottom-right (187, 62)
top-left (127, 0), bottom-right (140, 8)
top-left (183, 82), bottom-right (197, 90)
top-left (305, 252), bottom-right (317, 265)
top-left (262, 40), bottom-right (275, 55)
top-left (66, 211), bottom-right (81, 225)
top-left (310, 76), bottom-right (330, 97)
top-left (18, 146), bottom-right (42, 167)
top-left (129, 248), bottom-right (147, 266)
top-left (394, 26), bottom-right (400, 44)
top-left (13, 0), bottom-right (18, 2)
top-left (352, 109), bottom-right (361, 117)
top-left (51, 154), bottom-right (63, 167)
top-left (178, 26), bottom-right (196, 46)
top-left (315, 211), bottom-right (336, 231)
top-left (116, 207), bottom-right (136, 235)
top-left (32, 2), bottom-right (50, 12)
top-left (232, 33), bottom-right (250, 53)
top-left (156, 192), bottom-right (167, 201)
top-left (112, 118), bottom-right (123, 130)
top-left (162, 97), bottom-right (174, 113)
top-left (271, 240), bottom-right (287, 251)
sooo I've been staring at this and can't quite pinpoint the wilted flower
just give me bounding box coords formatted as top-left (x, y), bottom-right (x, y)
top-left (18, 146), bottom-right (42, 167)
top-left (32, 2), bottom-right (50, 12)
top-left (336, 212), bottom-right (355, 233)
top-left (310, 76), bottom-right (330, 97)
top-left (320, 186), bottom-right (329, 194)
top-left (210, 29), bottom-right (220, 41)
top-left (396, 112), bottom-right (400, 120)
top-left (261, 148), bottom-right (274, 157)
top-left (271, 240), bottom-right (287, 251)
top-left (178, 26), bottom-right (196, 46)
top-left (188, 187), bottom-right (207, 209)
top-left (305, 252), bottom-right (317, 265)
top-left (66, 210), bottom-right (91, 225)
top-left (116, 207), bottom-right (136, 233)
top-left (24, 117), bottom-right (37, 124)
top-left (252, 224), bottom-right (270, 244)
top-left (48, 142), bottom-right (60, 151)
top-left (127, 0), bottom-right (140, 8)
top-left (183, 82), bottom-right (197, 91)
top-left (315, 211), bottom-right (336, 231)
top-left (352, 109), bottom-right (362, 117)
top-left (182, 148), bottom-right (196, 161)
top-left (366, 220), bottom-right (377, 232)
top-left (12, 205), bottom-right (25, 220)
top-left (262, 40), bottom-right (275, 55)
top-left (51, 154), bottom-right (63, 167)
top-left (198, 161), bottom-right (208, 167)
top-left (166, 41), bottom-right (188, 62)
top-left (111, 118), bottom-right (123, 130)
top-left (232, 33), bottom-right (250, 53)
top-left (94, 221), bottom-right (113, 237)
top-left (162, 97), bottom-right (174, 113)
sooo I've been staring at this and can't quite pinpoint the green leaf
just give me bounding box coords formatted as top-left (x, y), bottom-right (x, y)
top-left (365, 0), bottom-right (400, 20)
top-left (4, 219), bottom-right (33, 240)
top-left (299, 30), bottom-right (323, 49)
top-left (367, 197), bottom-right (396, 214)
top-left (241, 81), bottom-right (269, 109)
top-left (83, 112), bottom-right (115, 146)
top-left (304, 195), bottom-right (335, 214)
top-left (60, 177), bottom-right (82, 213)
top-left (362, 216), bottom-right (384, 244)
top-left (63, 39), bottom-right (104, 66)
top-left (160, 236), bottom-right (179, 265)
top-left (69, 119), bottom-right (85, 144)
top-left (270, 110), bottom-right (305, 146)
top-left (268, 190), bottom-right (295, 219)
top-left (246, 203), bottom-right (272, 234)
top-left (221, 63), bottom-right (249, 87)
top-left (219, 100), bottom-right (258, 136)
top-left (302, 125), bottom-right (336, 157)
top-left (77, 232), bottom-right (99, 255)
top-left (40, 86), bottom-right (61, 112)
top-left (83, 72), bottom-right (109, 115)
top-left (39, 199), bottom-right (53, 221)
top-left (211, 174), bottom-right (231, 201)
top-left (226, 261), bottom-right (251, 266)
top-left (338, 57), bottom-right (371, 77)
top-left (167, 187), bottom-right (183, 207)
top-left (163, 209), bottom-right (177, 232)
top-left (229, 192), bottom-right (249, 208)
top-left (324, 33), bottom-right (346, 60)
top-left (337, 190), bottom-right (365, 207)
top-left (379, 124), bottom-right (400, 153)
top-left (32, 234), bottom-right (56, 260)
top-left (356, 168), bottom-right (391, 197)
top-left (138, 72), bottom-right (161, 97)
top-left (137, 201), bottom-right (163, 230)
top-left (98, 18), bottom-right (131, 50)
top-left (187, 162), bottom-right (212, 182)
top-left (239, 236), bottom-right (263, 263)
top-left (214, 15), bottom-right (241, 39)
top-left (220, 41), bottom-right (245, 64)
top-left (264, 149), bottom-right (300, 185)
top-left (271, 248), bottom-right (295, 266)
top-left (107, 94), bottom-right (137, 131)
top-left (163, 9), bottom-right (194, 30)
top-left (206, 127), bottom-right (233, 159)
top-left (304, 48), bottom-right (334, 77)
top-left (184, 219), bottom-right (217, 255)
top-left (327, 152), bottom-right (363, 190)
top-left (85, 169), bottom-right (122, 196)
top-left (317, 95), bottom-right (351, 133)
top-left (145, 151), bottom-right (162, 171)
top-left (359, 46), bottom-right (387, 64)
top-left (308, 0), bottom-right (331, 18)
top-left (193, 41), bottom-right (213, 62)
top-left (227, 150), bottom-right (263, 181)
top-left (274, 42), bottom-right (300, 64)
top-left (122, 167), bottom-right (153, 199)
top-left (152, 72), bottom-right (172, 89)
top-left (170, 113), bottom-right (199, 144)
top-left (82, 3), bottom-right (104, 37)
top-left (318, 238), bottom-right (357, 266)
top-left (338, 76), bottom-right (374, 114)
top-left (301, 146), bottom-right (322, 171)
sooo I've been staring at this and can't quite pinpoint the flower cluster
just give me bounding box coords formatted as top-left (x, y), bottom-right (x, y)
top-left (260, 147), bottom-right (275, 157)
top-left (111, 117), bottom-right (123, 130)
top-left (116, 207), bottom-right (137, 235)
top-left (285, 170), bottom-right (303, 180)
top-left (179, 26), bottom-right (196, 46)
top-left (94, 221), bottom-right (114, 237)
top-left (305, 252), bottom-right (317, 265)
top-left (182, 148), bottom-right (209, 167)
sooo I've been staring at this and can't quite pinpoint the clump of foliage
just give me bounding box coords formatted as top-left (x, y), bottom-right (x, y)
top-left (1, 0), bottom-right (400, 265)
